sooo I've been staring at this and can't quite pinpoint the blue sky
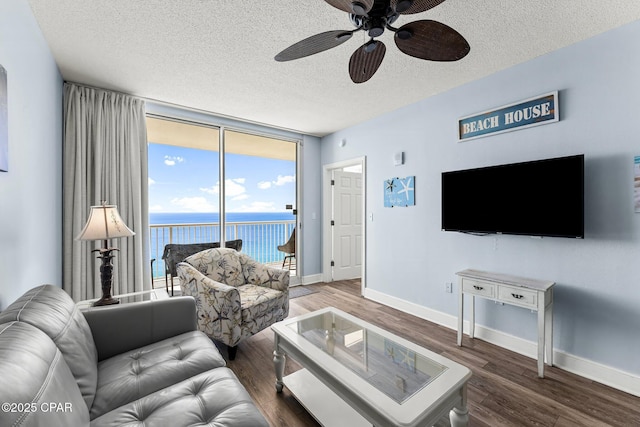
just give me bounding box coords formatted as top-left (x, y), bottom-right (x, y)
top-left (148, 143), bottom-right (296, 213)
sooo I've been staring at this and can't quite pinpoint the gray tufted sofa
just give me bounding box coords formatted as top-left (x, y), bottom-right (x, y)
top-left (0, 284), bottom-right (269, 427)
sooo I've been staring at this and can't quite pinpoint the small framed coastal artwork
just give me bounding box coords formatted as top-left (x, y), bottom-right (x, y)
top-left (0, 64), bottom-right (7, 172)
top-left (384, 176), bottom-right (415, 207)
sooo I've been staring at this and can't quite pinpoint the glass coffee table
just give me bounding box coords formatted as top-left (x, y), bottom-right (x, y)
top-left (272, 307), bottom-right (471, 427)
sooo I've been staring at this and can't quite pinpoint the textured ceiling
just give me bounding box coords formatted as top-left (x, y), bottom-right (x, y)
top-left (26, 0), bottom-right (640, 136)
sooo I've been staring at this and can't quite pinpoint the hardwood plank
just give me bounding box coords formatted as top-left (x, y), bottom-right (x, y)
top-left (223, 280), bottom-right (639, 426)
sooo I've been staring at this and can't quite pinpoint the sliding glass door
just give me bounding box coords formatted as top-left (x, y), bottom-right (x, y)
top-left (224, 129), bottom-right (298, 278)
top-left (146, 117), bottom-right (298, 284)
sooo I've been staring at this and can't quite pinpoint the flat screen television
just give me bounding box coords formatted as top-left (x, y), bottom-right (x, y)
top-left (441, 154), bottom-right (584, 238)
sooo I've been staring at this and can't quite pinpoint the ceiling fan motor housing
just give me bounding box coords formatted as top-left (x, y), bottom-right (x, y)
top-left (366, 17), bottom-right (387, 37)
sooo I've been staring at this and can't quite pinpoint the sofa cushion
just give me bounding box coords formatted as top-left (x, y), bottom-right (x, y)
top-left (0, 322), bottom-right (90, 426)
top-left (90, 330), bottom-right (226, 419)
top-left (90, 368), bottom-right (269, 427)
top-left (0, 284), bottom-right (98, 411)
top-left (185, 247), bottom-right (245, 287)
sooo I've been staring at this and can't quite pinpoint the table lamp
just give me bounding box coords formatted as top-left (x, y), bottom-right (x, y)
top-left (77, 201), bottom-right (135, 306)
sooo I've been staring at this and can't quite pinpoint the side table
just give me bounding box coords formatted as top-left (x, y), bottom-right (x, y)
top-left (77, 288), bottom-right (170, 310)
top-left (456, 269), bottom-right (554, 378)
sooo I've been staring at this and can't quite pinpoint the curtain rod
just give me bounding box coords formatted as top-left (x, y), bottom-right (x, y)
top-left (64, 80), bottom-right (316, 138)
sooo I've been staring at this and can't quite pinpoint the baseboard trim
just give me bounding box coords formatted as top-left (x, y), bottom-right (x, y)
top-left (301, 274), bottom-right (323, 285)
top-left (363, 288), bottom-right (639, 397)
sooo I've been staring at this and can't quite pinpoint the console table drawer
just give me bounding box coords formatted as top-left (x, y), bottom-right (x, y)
top-left (462, 279), bottom-right (495, 298)
top-left (498, 286), bottom-right (537, 308)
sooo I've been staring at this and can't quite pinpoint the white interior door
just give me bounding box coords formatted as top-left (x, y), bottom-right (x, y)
top-left (332, 170), bottom-right (362, 281)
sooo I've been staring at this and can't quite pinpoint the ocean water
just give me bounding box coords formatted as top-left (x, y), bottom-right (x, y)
top-left (150, 211), bottom-right (295, 225)
top-left (149, 212), bottom-right (295, 278)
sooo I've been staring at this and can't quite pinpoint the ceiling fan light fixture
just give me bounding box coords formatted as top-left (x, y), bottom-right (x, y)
top-left (368, 27), bottom-right (384, 37)
top-left (350, 1), bottom-right (367, 15)
top-left (366, 16), bottom-right (386, 38)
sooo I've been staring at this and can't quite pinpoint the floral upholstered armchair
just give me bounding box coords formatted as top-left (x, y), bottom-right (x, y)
top-left (176, 248), bottom-right (289, 359)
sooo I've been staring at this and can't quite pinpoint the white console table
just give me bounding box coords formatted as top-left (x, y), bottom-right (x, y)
top-left (456, 269), bottom-right (555, 378)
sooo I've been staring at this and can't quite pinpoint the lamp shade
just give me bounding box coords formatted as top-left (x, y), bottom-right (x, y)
top-left (76, 204), bottom-right (135, 241)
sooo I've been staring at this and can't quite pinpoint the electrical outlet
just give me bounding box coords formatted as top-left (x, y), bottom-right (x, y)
top-left (445, 282), bottom-right (453, 293)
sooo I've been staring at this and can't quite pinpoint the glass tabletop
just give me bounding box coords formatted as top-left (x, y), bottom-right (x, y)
top-left (287, 311), bottom-right (447, 404)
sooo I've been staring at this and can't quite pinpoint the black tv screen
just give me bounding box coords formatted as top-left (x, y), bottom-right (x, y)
top-left (442, 154), bottom-right (584, 238)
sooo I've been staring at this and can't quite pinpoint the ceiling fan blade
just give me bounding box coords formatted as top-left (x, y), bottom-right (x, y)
top-left (325, 0), bottom-right (374, 15)
top-left (391, 0), bottom-right (446, 14)
top-left (394, 20), bottom-right (470, 61)
top-left (349, 40), bottom-right (386, 84)
top-left (275, 30), bottom-right (354, 62)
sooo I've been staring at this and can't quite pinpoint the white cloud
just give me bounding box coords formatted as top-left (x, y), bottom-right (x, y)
top-left (232, 194), bottom-right (249, 201)
top-left (258, 175), bottom-right (295, 190)
top-left (200, 178), bottom-right (247, 198)
top-left (170, 197), bottom-right (216, 212)
top-left (149, 204), bottom-right (163, 212)
top-left (274, 175), bottom-right (295, 186)
top-left (148, 177), bottom-right (156, 186)
top-left (164, 155), bottom-right (184, 166)
top-left (200, 186), bottom-right (217, 195)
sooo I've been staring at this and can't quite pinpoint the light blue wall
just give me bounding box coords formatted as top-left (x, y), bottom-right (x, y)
top-left (301, 134), bottom-right (322, 276)
top-left (0, 0), bottom-right (63, 309)
top-left (322, 21), bottom-right (640, 376)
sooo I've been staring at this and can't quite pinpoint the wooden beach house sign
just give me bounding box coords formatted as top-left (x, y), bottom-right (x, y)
top-left (458, 91), bottom-right (559, 142)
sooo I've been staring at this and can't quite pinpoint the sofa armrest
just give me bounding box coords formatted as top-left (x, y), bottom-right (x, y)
top-left (82, 296), bottom-right (197, 361)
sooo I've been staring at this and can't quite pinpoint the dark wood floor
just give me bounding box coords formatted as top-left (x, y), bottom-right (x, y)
top-left (226, 280), bottom-right (640, 427)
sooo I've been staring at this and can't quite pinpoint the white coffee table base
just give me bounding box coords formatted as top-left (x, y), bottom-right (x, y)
top-left (284, 369), bottom-right (371, 427)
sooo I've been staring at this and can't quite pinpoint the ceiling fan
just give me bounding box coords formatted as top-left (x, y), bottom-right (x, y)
top-left (275, 0), bottom-right (470, 83)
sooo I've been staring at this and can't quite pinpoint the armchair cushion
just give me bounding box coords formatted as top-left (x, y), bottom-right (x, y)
top-left (238, 284), bottom-right (288, 324)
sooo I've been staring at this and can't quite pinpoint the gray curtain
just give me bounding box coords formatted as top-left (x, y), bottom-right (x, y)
top-left (63, 83), bottom-right (150, 301)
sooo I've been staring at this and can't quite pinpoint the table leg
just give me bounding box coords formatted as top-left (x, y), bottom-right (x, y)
top-left (545, 299), bottom-right (553, 367)
top-left (273, 344), bottom-right (286, 393)
top-left (450, 386), bottom-right (469, 427)
top-left (457, 285), bottom-right (464, 346)
top-left (469, 295), bottom-right (475, 339)
top-left (537, 304), bottom-right (545, 378)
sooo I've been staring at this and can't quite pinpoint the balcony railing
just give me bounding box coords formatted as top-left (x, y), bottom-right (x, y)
top-left (150, 220), bottom-right (296, 279)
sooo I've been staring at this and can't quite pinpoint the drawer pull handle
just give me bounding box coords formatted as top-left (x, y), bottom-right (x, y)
top-left (511, 293), bottom-right (524, 299)
top-left (473, 285), bottom-right (484, 291)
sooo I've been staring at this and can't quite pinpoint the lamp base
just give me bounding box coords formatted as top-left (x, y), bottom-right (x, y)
top-left (93, 247), bottom-right (120, 307)
top-left (93, 296), bottom-right (120, 307)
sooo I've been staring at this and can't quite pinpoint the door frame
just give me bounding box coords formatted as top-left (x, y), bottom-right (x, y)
top-left (322, 156), bottom-right (366, 295)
